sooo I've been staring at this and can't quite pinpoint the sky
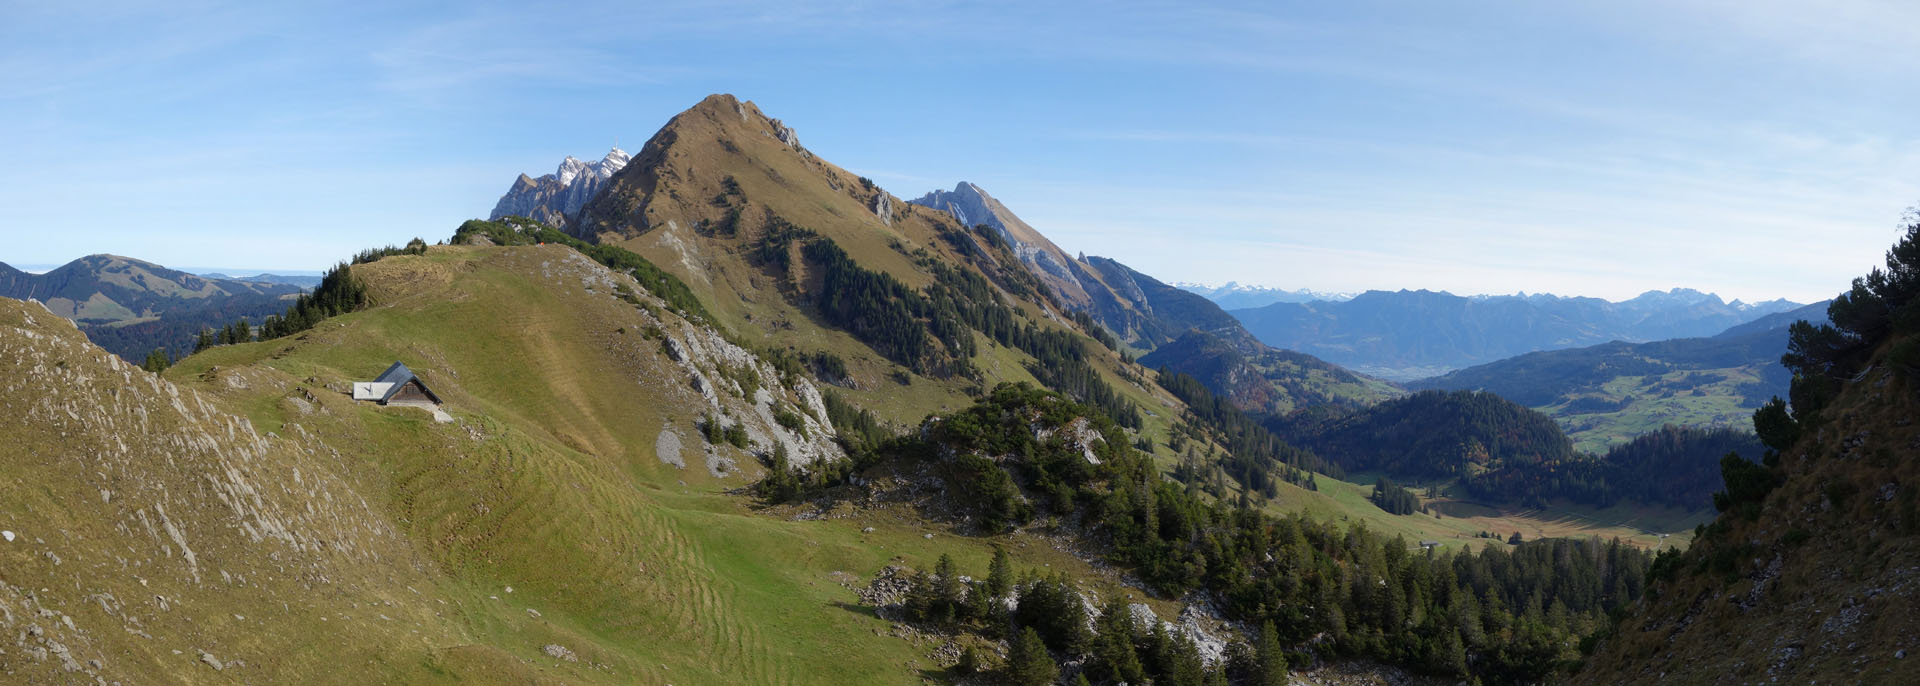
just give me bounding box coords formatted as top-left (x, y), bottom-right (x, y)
top-left (3, 1), bottom-right (1917, 303)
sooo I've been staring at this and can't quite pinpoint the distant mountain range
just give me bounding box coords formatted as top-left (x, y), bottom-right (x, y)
top-left (902, 184), bottom-right (1395, 413)
top-left (1228, 288), bottom-right (1803, 381)
top-left (490, 147), bottom-right (631, 227)
top-left (0, 255), bottom-right (303, 361)
top-left (195, 272), bottom-right (324, 288)
top-left (1409, 300), bottom-right (1828, 451)
top-left (1176, 282), bottom-right (1353, 309)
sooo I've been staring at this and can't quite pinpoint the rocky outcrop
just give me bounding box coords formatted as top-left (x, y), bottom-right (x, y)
top-left (489, 148), bottom-right (631, 227)
top-left (910, 182), bottom-right (1091, 306)
top-left (871, 191), bottom-right (893, 226)
top-left (770, 118), bottom-right (801, 149)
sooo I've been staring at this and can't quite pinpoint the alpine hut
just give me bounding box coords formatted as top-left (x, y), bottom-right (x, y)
top-left (352, 361), bottom-right (443, 409)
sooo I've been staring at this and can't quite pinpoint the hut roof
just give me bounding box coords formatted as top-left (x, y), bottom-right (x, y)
top-left (368, 361), bottom-right (442, 405)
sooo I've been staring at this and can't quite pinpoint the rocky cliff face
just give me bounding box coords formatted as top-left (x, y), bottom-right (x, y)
top-left (489, 147), bottom-right (631, 227)
top-left (909, 182), bottom-right (1091, 306)
top-left (903, 181), bottom-right (1391, 410)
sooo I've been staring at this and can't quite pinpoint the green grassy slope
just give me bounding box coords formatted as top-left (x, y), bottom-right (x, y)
top-left (0, 245), bottom-right (1163, 684)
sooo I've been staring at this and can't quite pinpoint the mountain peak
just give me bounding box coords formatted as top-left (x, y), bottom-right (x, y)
top-left (491, 145), bottom-right (636, 225)
top-left (909, 181), bottom-right (1090, 306)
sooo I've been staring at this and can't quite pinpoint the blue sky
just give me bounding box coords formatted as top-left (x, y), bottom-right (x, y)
top-left (3, 1), bottom-right (1916, 303)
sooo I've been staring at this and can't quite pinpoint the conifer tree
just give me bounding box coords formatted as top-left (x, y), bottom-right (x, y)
top-left (1088, 599), bottom-right (1144, 684)
top-left (1255, 619), bottom-right (1287, 686)
top-left (141, 347), bottom-right (170, 373)
top-left (1006, 626), bottom-right (1058, 686)
top-left (932, 554), bottom-right (963, 625)
top-left (986, 546), bottom-right (1013, 599)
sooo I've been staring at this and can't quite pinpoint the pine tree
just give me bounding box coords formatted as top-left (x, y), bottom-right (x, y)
top-left (904, 569), bottom-right (937, 623)
top-left (933, 553), bottom-right (963, 625)
top-left (1089, 599), bottom-right (1144, 684)
top-left (986, 546), bottom-right (1013, 599)
top-left (1255, 619), bottom-right (1287, 686)
top-left (194, 327), bottom-right (214, 353)
top-left (1006, 626), bottom-right (1058, 686)
top-left (141, 348), bottom-right (170, 374)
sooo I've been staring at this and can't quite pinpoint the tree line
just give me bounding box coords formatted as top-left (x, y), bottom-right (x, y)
top-left (887, 549), bottom-right (1288, 686)
top-left (453, 217), bottom-right (713, 324)
top-left (1158, 370), bottom-right (1343, 492)
top-left (797, 382), bottom-right (1652, 683)
top-left (1460, 425), bottom-right (1764, 510)
top-left (753, 211), bottom-right (1143, 427)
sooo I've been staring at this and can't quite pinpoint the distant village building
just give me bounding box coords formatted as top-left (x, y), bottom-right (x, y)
top-left (353, 362), bottom-right (449, 421)
top-left (1419, 540), bottom-right (1440, 550)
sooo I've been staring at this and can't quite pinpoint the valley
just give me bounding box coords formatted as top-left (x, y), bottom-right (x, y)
top-left (1, 86), bottom-right (1903, 686)
top-left (1265, 474), bottom-right (1702, 552)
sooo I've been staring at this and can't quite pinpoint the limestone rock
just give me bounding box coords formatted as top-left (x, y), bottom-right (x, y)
top-left (489, 148), bottom-right (630, 227)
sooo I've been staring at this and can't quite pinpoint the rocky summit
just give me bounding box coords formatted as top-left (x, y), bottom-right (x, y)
top-left (910, 182), bottom-right (1092, 307)
top-left (489, 147), bottom-right (631, 227)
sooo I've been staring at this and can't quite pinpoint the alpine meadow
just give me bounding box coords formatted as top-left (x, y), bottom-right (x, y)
top-left (4, 3), bottom-right (1919, 684)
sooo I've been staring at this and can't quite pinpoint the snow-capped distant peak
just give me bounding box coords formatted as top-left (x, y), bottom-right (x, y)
top-left (491, 147), bottom-right (636, 224)
top-left (547, 148), bottom-right (629, 187)
top-left (587, 147), bottom-right (630, 180)
top-left (555, 156), bottom-right (590, 185)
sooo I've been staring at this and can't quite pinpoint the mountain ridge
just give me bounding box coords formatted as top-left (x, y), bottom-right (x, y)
top-left (489, 147), bottom-right (631, 227)
top-left (1230, 287), bottom-right (1804, 381)
top-left (0, 254), bottom-right (303, 361)
top-left (556, 94), bottom-right (1388, 417)
top-left (1410, 300), bottom-right (1827, 450)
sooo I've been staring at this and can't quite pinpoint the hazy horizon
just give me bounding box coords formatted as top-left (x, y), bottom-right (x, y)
top-left (6, 2), bottom-right (1917, 303)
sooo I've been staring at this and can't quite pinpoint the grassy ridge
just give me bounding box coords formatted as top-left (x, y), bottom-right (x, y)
top-left (160, 245), bottom-right (1163, 683)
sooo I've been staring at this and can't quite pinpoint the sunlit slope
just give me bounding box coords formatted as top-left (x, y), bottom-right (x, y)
top-left (0, 296), bottom-right (477, 683)
top-left (1, 244), bottom-right (1149, 683)
top-left (571, 94), bottom-right (1188, 431)
top-left (167, 244), bottom-right (909, 684)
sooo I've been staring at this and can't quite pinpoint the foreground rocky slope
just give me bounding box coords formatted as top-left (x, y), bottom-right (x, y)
top-left (1579, 361), bottom-right (1920, 683)
top-left (1578, 225), bottom-right (1920, 683)
top-left (0, 296), bottom-right (452, 682)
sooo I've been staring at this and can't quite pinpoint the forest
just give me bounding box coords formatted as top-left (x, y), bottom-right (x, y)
top-left (753, 212), bottom-right (1145, 427)
top-left (1158, 370), bottom-right (1341, 491)
top-left (1461, 425), bottom-right (1765, 510)
top-left (795, 383), bottom-right (1651, 683)
top-left (1300, 390), bottom-right (1575, 479)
